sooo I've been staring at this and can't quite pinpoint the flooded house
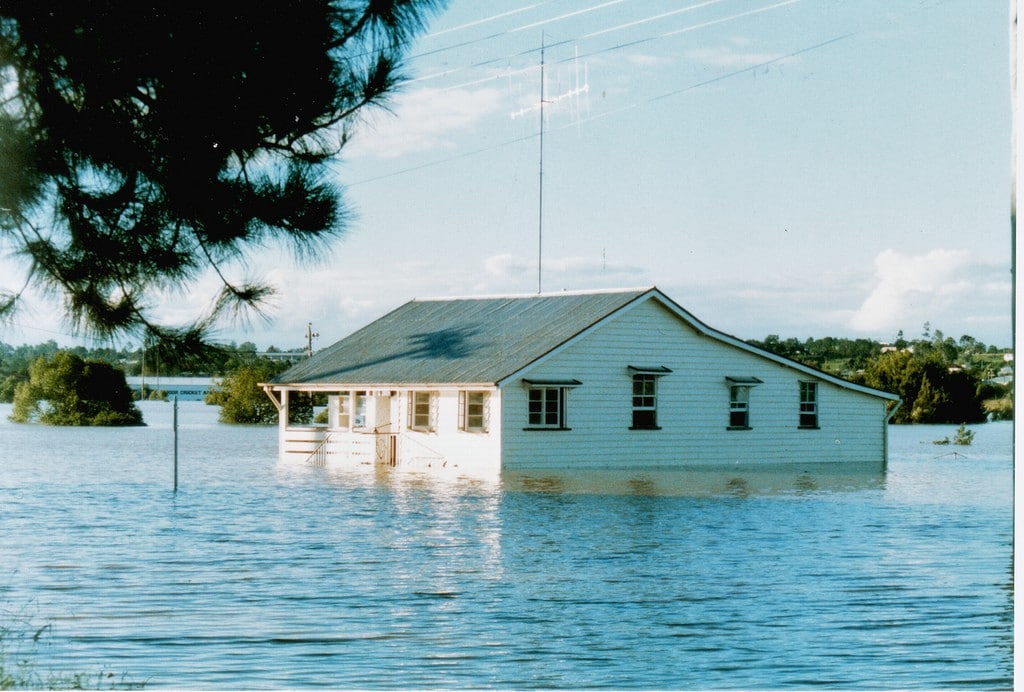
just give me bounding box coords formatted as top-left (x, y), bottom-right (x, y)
top-left (262, 287), bottom-right (900, 474)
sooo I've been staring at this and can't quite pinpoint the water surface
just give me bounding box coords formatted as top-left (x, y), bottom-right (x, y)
top-left (0, 402), bottom-right (1013, 689)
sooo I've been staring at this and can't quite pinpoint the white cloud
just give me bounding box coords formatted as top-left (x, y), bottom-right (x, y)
top-left (346, 86), bottom-right (505, 159)
top-left (483, 253), bottom-right (532, 280)
top-left (846, 248), bottom-right (1009, 338)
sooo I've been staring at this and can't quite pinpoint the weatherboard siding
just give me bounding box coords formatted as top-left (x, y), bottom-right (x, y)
top-left (279, 388), bottom-right (503, 473)
top-left (399, 389), bottom-right (502, 474)
top-left (501, 299), bottom-right (887, 469)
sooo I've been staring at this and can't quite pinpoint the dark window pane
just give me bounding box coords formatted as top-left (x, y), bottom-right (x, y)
top-left (632, 409), bottom-right (657, 428)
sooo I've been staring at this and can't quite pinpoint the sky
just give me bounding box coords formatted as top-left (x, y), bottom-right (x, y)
top-left (0, 0), bottom-right (1014, 351)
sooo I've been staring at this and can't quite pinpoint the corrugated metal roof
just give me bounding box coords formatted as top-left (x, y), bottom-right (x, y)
top-left (271, 288), bottom-right (652, 386)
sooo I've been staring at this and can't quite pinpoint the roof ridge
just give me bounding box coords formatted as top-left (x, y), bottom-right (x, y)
top-left (414, 286), bottom-right (656, 302)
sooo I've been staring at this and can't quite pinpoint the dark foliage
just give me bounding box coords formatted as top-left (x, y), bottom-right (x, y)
top-left (853, 351), bottom-right (986, 424)
top-left (0, 1), bottom-right (444, 347)
top-left (10, 351), bottom-right (143, 425)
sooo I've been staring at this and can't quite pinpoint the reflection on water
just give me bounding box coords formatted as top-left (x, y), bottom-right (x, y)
top-left (0, 403), bottom-right (1013, 689)
top-left (502, 463), bottom-right (886, 497)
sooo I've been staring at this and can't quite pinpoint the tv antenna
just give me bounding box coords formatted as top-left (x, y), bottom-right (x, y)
top-left (511, 39), bottom-right (589, 294)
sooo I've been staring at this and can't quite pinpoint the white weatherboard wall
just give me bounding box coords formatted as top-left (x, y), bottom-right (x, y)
top-left (500, 299), bottom-right (888, 470)
top-left (278, 387), bottom-right (502, 474)
top-left (399, 388), bottom-right (502, 474)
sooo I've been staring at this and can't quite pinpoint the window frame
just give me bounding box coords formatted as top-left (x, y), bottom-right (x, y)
top-left (352, 391), bottom-right (368, 430)
top-left (522, 379), bottom-right (580, 431)
top-left (622, 364), bottom-right (671, 429)
top-left (408, 390), bottom-right (436, 432)
top-left (527, 387), bottom-right (567, 429)
top-left (336, 391), bottom-right (351, 429)
top-left (630, 373), bottom-right (661, 430)
top-left (725, 377), bottom-right (761, 430)
top-left (459, 390), bottom-right (489, 433)
top-left (799, 381), bottom-right (819, 429)
top-left (728, 385), bottom-right (751, 429)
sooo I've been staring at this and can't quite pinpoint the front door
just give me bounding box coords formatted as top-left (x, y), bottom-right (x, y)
top-left (372, 394), bottom-right (397, 465)
top-left (373, 393), bottom-right (392, 431)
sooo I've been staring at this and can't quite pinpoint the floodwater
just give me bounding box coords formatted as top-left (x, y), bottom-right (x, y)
top-left (0, 401), bottom-right (1013, 689)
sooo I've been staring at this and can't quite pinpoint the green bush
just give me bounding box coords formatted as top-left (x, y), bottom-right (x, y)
top-left (206, 364), bottom-right (281, 424)
top-left (9, 353), bottom-right (143, 426)
top-left (983, 396), bottom-right (1013, 421)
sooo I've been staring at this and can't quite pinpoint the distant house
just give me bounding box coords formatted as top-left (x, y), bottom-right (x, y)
top-left (262, 287), bottom-right (901, 474)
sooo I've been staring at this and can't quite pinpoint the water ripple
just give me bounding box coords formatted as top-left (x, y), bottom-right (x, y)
top-left (0, 404), bottom-right (1013, 689)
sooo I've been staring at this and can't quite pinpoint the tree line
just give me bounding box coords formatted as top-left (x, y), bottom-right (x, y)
top-left (1, 326), bottom-right (1013, 426)
top-left (0, 340), bottom-right (304, 425)
top-left (0, 339), bottom-right (305, 400)
top-left (746, 327), bottom-right (1013, 424)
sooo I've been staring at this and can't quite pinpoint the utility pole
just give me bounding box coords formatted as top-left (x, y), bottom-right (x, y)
top-left (305, 322), bottom-right (319, 358)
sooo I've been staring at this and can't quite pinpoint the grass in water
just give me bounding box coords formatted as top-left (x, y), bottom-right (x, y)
top-left (1, 606), bottom-right (144, 690)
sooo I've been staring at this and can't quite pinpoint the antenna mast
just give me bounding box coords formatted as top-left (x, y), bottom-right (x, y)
top-left (537, 36), bottom-right (546, 294)
top-left (509, 40), bottom-right (588, 294)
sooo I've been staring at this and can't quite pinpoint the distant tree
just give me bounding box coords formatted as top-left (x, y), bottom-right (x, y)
top-left (981, 381), bottom-right (1013, 421)
top-left (0, 372), bottom-right (25, 401)
top-left (0, 1), bottom-right (444, 351)
top-left (206, 363), bottom-right (284, 424)
top-left (911, 377), bottom-right (947, 423)
top-left (856, 350), bottom-right (985, 424)
top-left (10, 352), bottom-right (143, 425)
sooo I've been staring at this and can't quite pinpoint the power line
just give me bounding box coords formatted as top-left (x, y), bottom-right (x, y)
top-left (580, 0), bottom-right (730, 39)
top-left (405, 0), bottom-right (747, 86)
top-left (405, 0), bottom-right (799, 96)
top-left (554, 0), bottom-right (803, 70)
top-left (650, 31), bottom-right (852, 102)
top-left (347, 26), bottom-right (854, 188)
top-left (424, 3), bottom-right (549, 39)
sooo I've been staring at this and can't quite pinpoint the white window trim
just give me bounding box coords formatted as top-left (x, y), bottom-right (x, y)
top-left (629, 367), bottom-right (669, 430)
top-left (336, 391), bottom-right (352, 429)
top-left (726, 377), bottom-right (762, 430)
top-left (408, 390), bottom-right (437, 432)
top-left (522, 379), bottom-right (580, 430)
top-left (352, 391), bottom-right (369, 430)
top-left (459, 390), bottom-right (490, 433)
top-left (799, 381), bottom-right (819, 429)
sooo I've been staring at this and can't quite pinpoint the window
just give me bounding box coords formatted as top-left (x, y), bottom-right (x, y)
top-left (726, 377), bottom-right (761, 430)
top-left (337, 391), bottom-right (351, 429)
top-left (409, 391), bottom-right (435, 431)
top-left (799, 382), bottom-right (818, 428)
top-left (528, 387), bottom-right (566, 428)
top-left (627, 366), bottom-right (670, 430)
top-left (459, 391), bottom-right (489, 433)
top-left (729, 386), bottom-right (750, 428)
top-left (523, 379), bottom-right (579, 430)
top-left (353, 391), bottom-right (367, 429)
top-left (631, 374), bottom-right (659, 429)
